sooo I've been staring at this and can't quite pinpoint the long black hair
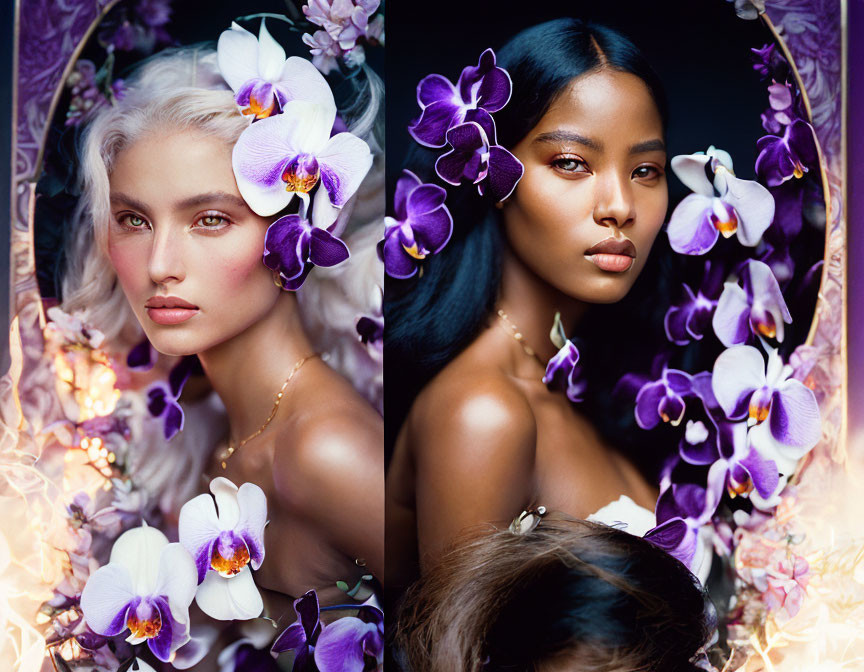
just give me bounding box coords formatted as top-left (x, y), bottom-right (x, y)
top-left (385, 18), bottom-right (680, 474)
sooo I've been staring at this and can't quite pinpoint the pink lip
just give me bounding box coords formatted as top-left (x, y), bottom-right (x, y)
top-left (586, 254), bottom-right (634, 272)
top-left (585, 237), bottom-right (636, 273)
top-left (145, 296), bottom-right (198, 309)
top-left (146, 307), bottom-right (199, 325)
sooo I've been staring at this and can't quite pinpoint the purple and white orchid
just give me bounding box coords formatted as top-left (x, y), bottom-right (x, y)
top-left (409, 48), bottom-right (512, 149)
top-left (314, 605), bottom-right (384, 672)
top-left (666, 146), bottom-right (775, 255)
top-left (755, 118), bottom-right (819, 187)
top-left (80, 525), bottom-right (198, 663)
top-left (634, 367), bottom-right (693, 429)
top-left (217, 21), bottom-right (334, 120)
top-left (263, 214), bottom-right (350, 290)
top-left (146, 356), bottom-right (198, 441)
top-left (232, 99), bottom-right (372, 230)
top-left (542, 313), bottom-right (586, 403)
top-left (381, 170), bottom-right (453, 279)
top-left (711, 345), bottom-right (821, 467)
top-left (644, 484), bottom-right (714, 582)
top-left (178, 478), bottom-right (267, 621)
top-left (713, 260), bottom-right (792, 346)
top-left (664, 261), bottom-right (724, 345)
top-left (434, 120), bottom-right (524, 202)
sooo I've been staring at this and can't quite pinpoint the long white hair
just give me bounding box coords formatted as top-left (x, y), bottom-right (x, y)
top-left (60, 45), bottom-right (384, 509)
top-left (62, 44), bottom-right (384, 400)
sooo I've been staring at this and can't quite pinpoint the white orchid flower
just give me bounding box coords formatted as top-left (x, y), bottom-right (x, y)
top-left (232, 99), bottom-right (373, 228)
top-left (217, 20), bottom-right (334, 119)
top-left (79, 525), bottom-right (198, 663)
top-left (178, 477), bottom-right (267, 621)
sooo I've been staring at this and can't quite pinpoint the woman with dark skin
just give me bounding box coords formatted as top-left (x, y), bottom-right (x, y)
top-left (386, 20), bottom-right (669, 595)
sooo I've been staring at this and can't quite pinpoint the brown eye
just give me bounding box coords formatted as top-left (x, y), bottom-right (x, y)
top-left (195, 213), bottom-right (231, 230)
top-left (632, 165), bottom-right (662, 180)
top-left (200, 215), bottom-right (224, 227)
top-left (553, 157), bottom-right (588, 173)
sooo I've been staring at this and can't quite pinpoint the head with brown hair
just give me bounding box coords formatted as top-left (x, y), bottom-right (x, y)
top-left (394, 516), bottom-right (714, 671)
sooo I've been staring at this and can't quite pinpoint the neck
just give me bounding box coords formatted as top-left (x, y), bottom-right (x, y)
top-left (497, 247), bottom-right (586, 363)
top-left (197, 291), bottom-right (314, 443)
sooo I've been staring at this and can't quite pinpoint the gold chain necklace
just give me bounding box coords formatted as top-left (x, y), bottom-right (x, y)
top-left (219, 353), bottom-right (319, 469)
top-left (496, 309), bottom-right (544, 366)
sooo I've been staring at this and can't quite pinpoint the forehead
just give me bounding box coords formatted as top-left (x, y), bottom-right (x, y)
top-left (529, 69), bottom-right (664, 147)
top-left (109, 129), bottom-right (239, 200)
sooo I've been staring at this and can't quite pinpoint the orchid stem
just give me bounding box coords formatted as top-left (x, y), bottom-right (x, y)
top-left (319, 604), bottom-right (362, 613)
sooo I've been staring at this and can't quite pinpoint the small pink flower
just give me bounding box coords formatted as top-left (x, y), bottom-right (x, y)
top-left (763, 554), bottom-right (810, 620)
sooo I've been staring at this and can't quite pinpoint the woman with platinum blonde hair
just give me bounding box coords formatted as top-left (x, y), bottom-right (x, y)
top-left (61, 23), bottom-right (384, 621)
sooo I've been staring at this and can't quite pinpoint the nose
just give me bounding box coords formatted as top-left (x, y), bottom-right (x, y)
top-left (147, 224), bottom-right (186, 286)
top-left (593, 171), bottom-right (636, 230)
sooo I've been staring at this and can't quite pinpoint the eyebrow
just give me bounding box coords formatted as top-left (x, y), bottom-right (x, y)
top-left (533, 130), bottom-right (666, 155)
top-left (109, 191), bottom-right (249, 213)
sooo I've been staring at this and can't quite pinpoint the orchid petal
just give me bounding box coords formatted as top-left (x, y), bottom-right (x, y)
top-left (671, 154), bottom-right (714, 196)
top-left (482, 145), bottom-right (524, 202)
top-left (712, 345), bottom-right (767, 420)
top-left (311, 185), bottom-right (341, 231)
top-left (417, 73), bottom-right (457, 107)
top-left (718, 173), bottom-right (775, 246)
top-left (314, 617), bottom-right (381, 672)
top-left (195, 566), bottom-right (263, 621)
top-left (393, 170), bottom-right (422, 219)
top-left (667, 194), bottom-right (719, 255)
top-left (748, 260), bottom-right (792, 341)
top-left (152, 543), bottom-right (198, 627)
top-left (217, 23), bottom-right (260, 93)
top-left (211, 477), bottom-right (241, 529)
top-left (276, 56), bottom-right (336, 109)
top-left (109, 526), bottom-right (169, 595)
top-left (236, 483), bottom-right (268, 570)
top-left (318, 132), bottom-right (373, 207)
top-left (256, 20), bottom-right (287, 82)
top-left (739, 447), bottom-right (780, 499)
top-left (80, 564), bottom-right (136, 636)
top-left (771, 380), bottom-right (822, 450)
top-left (408, 99), bottom-right (463, 148)
top-left (713, 282), bottom-right (752, 347)
top-left (178, 494), bottom-right (222, 583)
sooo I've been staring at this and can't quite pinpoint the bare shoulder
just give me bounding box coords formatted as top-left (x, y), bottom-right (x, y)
top-left (405, 363), bottom-right (537, 476)
top-left (272, 361), bottom-right (383, 510)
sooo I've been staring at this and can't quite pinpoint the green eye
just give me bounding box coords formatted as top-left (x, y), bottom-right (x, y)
top-left (127, 215), bottom-right (146, 227)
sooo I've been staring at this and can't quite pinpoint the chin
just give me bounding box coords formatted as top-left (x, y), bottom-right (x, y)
top-left (558, 276), bottom-right (636, 305)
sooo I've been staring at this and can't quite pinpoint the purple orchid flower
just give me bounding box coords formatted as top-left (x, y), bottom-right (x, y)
top-left (711, 345), bottom-right (821, 467)
top-left (80, 526), bottom-right (197, 663)
top-left (713, 260), bottom-right (792, 347)
top-left (272, 590), bottom-right (322, 670)
top-left (146, 356), bottom-right (198, 441)
top-left (634, 367), bottom-right (694, 429)
top-left (434, 121), bottom-right (524, 202)
top-left (381, 170), bottom-right (453, 279)
top-left (644, 483), bottom-right (714, 576)
top-left (751, 43), bottom-right (776, 79)
top-left (680, 379), bottom-right (782, 508)
top-left (232, 99), bottom-right (373, 230)
top-left (314, 605), bottom-right (384, 672)
top-left (409, 48), bottom-right (512, 149)
top-left (755, 119), bottom-right (819, 187)
top-left (543, 341), bottom-right (587, 403)
top-left (217, 21), bottom-right (333, 120)
top-left (127, 337), bottom-right (156, 371)
top-left (667, 147), bottom-right (775, 255)
top-left (178, 478), bottom-right (267, 622)
top-left (664, 261), bottom-right (724, 345)
top-left (263, 214), bottom-right (350, 291)
top-left (302, 1), bottom-right (382, 74)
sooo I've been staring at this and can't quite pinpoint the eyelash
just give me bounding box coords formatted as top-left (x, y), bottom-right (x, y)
top-left (551, 157), bottom-right (664, 181)
top-left (115, 211), bottom-right (233, 232)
